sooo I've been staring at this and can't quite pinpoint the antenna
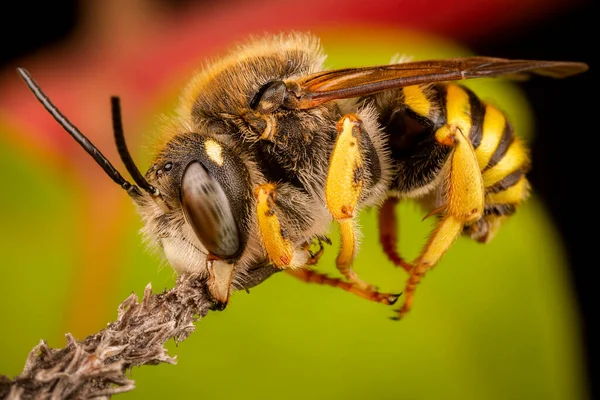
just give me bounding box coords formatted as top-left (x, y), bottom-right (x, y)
top-left (111, 96), bottom-right (159, 197)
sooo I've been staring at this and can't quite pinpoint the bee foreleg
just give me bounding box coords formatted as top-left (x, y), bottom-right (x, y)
top-left (255, 183), bottom-right (309, 268)
top-left (285, 268), bottom-right (400, 305)
top-left (395, 122), bottom-right (484, 319)
top-left (303, 239), bottom-right (326, 265)
top-left (378, 197), bottom-right (413, 272)
top-left (326, 114), bottom-right (376, 290)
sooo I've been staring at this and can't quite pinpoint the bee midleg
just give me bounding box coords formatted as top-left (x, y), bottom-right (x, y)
top-left (254, 183), bottom-right (310, 268)
top-left (378, 197), bottom-right (413, 272)
top-left (396, 84), bottom-right (485, 319)
top-left (325, 114), bottom-right (375, 290)
top-left (287, 233), bottom-right (401, 305)
top-left (285, 268), bottom-right (400, 305)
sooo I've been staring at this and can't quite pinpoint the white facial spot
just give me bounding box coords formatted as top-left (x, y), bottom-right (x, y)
top-left (205, 139), bottom-right (224, 166)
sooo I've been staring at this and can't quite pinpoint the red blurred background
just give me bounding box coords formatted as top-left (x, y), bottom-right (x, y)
top-left (0, 0), bottom-right (594, 398)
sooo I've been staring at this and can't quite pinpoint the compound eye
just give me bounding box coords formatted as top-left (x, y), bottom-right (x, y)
top-left (251, 80), bottom-right (287, 114)
top-left (181, 162), bottom-right (240, 258)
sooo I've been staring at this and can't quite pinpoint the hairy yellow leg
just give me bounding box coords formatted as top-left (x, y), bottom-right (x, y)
top-left (254, 183), bottom-right (308, 269)
top-left (336, 218), bottom-right (375, 289)
top-left (286, 268), bottom-right (400, 305)
top-left (325, 114), bottom-right (375, 290)
top-left (378, 197), bottom-right (413, 272)
top-left (394, 215), bottom-right (463, 319)
top-left (395, 121), bottom-right (484, 320)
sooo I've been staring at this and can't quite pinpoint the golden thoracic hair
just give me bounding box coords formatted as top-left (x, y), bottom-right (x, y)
top-left (178, 32), bottom-right (326, 120)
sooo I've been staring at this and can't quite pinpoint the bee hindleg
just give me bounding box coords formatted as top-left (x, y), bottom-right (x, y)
top-left (378, 197), bottom-right (413, 272)
top-left (286, 268), bottom-right (400, 305)
top-left (394, 215), bottom-right (464, 319)
top-left (325, 114), bottom-right (375, 290)
top-left (254, 183), bottom-right (309, 269)
top-left (395, 123), bottom-right (484, 319)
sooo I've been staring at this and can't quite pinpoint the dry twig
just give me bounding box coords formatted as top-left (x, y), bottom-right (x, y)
top-left (0, 265), bottom-right (278, 399)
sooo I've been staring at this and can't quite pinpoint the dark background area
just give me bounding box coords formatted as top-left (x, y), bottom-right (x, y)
top-left (467, 7), bottom-right (595, 399)
top-left (1, 0), bottom-right (594, 398)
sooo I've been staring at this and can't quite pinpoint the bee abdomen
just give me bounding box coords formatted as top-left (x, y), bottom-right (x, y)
top-left (427, 82), bottom-right (530, 216)
top-left (378, 83), bottom-right (530, 205)
top-left (468, 95), bottom-right (531, 212)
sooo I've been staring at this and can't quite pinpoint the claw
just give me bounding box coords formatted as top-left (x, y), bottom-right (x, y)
top-left (320, 236), bottom-right (333, 246)
top-left (387, 293), bottom-right (402, 305)
top-left (392, 308), bottom-right (409, 320)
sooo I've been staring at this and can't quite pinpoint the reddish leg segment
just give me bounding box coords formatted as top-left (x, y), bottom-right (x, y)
top-left (378, 197), bottom-right (413, 273)
top-left (286, 268), bottom-right (400, 305)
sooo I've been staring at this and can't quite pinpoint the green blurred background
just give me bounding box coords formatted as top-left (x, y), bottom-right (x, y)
top-left (0, 1), bottom-right (594, 399)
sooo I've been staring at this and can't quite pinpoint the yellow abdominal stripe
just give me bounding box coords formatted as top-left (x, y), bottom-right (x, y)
top-left (482, 142), bottom-right (528, 187)
top-left (445, 84), bottom-right (472, 133)
top-left (476, 105), bottom-right (505, 169)
top-left (402, 85), bottom-right (431, 117)
top-left (486, 177), bottom-right (528, 204)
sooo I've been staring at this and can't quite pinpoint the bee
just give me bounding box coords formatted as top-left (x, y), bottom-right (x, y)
top-left (17, 32), bottom-right (588, 319)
